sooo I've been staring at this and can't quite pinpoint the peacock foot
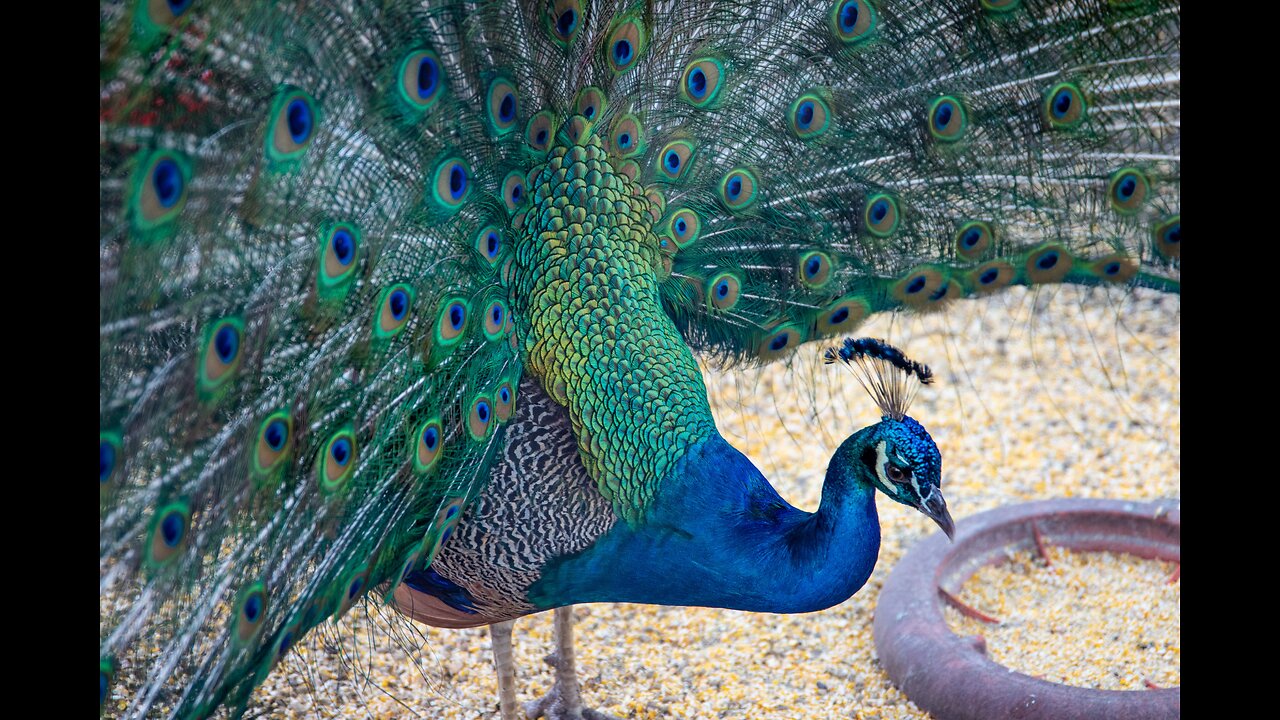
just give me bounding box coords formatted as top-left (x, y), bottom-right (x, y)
top-left (522, 652), bottom-right (623, 720)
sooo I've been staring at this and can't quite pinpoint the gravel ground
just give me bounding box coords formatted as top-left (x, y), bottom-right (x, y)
top-left (231, 285), bottom-right (1178, 718)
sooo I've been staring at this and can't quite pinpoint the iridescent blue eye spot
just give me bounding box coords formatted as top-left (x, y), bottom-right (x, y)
top-left (618, 132), bottom-right (632, 149)
top-left (1165, 223), bottom-right (1180, 244)
top-left (100, 441), bottom-right (116, 483)
top-left (244, 594), bottom-right (262, 622)
top-left (871, 199), bottom-right (889, 223)
top-left (1103, 262), bottom-right (1121, 276)
top-left (389, 289), bottom-right (409, 320)
top-left (830, 307), bottom-right (850, 324)
top-left (727, 176), bottom-right (742, 200)
top-left (491, 304), bottom-right (503, 325)
top-left (715, 279), bottom-right (730, 298)
top-left (500, 387), bottom-right (511, 403)
top-left (449, 165), bottom-right (467, 199)
top-left (1116, 176), bottom-right (1137, 201)
top-left (980, 268), bottom-right (999, 284)
top-left (422, 426), bottom-right (438, 450)
top-left (153, 159), bottom-right (183, 209)
top-left (613, 39), bottom-right (632, 64)
top-left (557, 9), bottom-right (577, 36)
top-left (265, 420), bottom-right (287, 451)
top-left (446, 505), bottom-right (459, 519)
top-left (332, 229), bottom-right (355, 265)
top-left (160, 512), bottom-right (185, 547)
top-left (441, 526), bottom-right (454, 544)
top-left (286, 99), bottom-right (313, 144)
top-left (769, 334), bottom-right (790, 351)
top-left (168, 0), bottom-right (193, 15)
top-left (805, 256), bottom-right (822, 277)
top-left (348, 577), bottom-right (363, 599)
top-left (279, 631), bottom-right (294, 654)
top-left (929, 282), bottom-right (950, 301)
top-left (1037, 251), bottom-right (1059, 270)
top-left (214, 325), bottom-right (239, 364)
top-left (583, 105), bottom-right (595, 119)
top-left (511, 184), bottom-right (523, 203)
top-left (688, 68), bottom-right (707, 98)
top-left (933, 102), bottom-right (953, 130)
top-left (486, 232), bottom-right (500, 258)
top-left (331, 438), bottom-right (351, 466)
top-left (417, 57), bottom-right (439, 99)
top-left (498, 93), bottom-right (516, 123)
top-left (449, 303), bottom-right (465, 330)
top-left (961, 227), bottom-right (982, 248)
top-left (1052, 89), bottom-right (1072, 119)
top-left (905, 275), bottom-right (927, 294)
top-left (839, 1), bottom-right (859, 31)
top-left (797, 101), bottom-right (815, 129)
top-left (664, 150), bottom-right (681, 172)
top-left (477, 401), bottom-right (490, 423)
top-left (536, 129), bottom-right (548, 145)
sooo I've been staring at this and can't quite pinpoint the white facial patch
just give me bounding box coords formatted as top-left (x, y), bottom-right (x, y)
top-left (876, 441), bottom-right (921, 500)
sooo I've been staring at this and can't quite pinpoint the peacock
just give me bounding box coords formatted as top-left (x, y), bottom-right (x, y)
top-left (99, 0), bottom-right (1180, 718)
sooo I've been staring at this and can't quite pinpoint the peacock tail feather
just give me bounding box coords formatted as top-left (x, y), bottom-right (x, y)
top-left (99, 0), bottom-right (1179, 716)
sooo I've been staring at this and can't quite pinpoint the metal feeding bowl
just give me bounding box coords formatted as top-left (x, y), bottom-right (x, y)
top-left (873, 498), bottom-right (1180, 720)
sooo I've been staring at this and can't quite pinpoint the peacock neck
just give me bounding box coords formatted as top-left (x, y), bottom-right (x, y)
top-left (529, 431), bottom-right (882, 614)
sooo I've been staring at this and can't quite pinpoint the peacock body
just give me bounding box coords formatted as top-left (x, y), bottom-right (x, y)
top-left (99, 0), bottom-right (1180, 716)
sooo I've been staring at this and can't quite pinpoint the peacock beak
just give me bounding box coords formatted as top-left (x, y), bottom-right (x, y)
top-left (919, 487), bottom-right (955, 541)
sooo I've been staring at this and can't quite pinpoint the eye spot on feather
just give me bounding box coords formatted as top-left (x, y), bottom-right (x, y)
top-left (1026, 244), bottom-right (1073, 284)
top-left (607, 17), bottom-right (645, 74)
top-left (132, 151), bottom-right (190, 230)
top-left (658, 141), bottom-right (695, 181)
top-left (1154, 215), bottom-right (1180, 259)
top-left (199, 317), bottom-right (244, 396)
top-left (758, 324), bottom-right (805, 360)
top-left (397, 50), bottom-right (445, 113)
top-left (318, 428), bottom-right (358, 493)
top-left (495, 381), bottom-right (516, 421)
top-left (969, 261), bottom-right (1015, 293)
top-left (680, 59), bottom-right (725, 108)
top-left (707, 272), bottom-right (742, 311)
top-left (719, 168), bottom-right (758, 211)
top-left (475, 226), bottom-right (504, 267)
top-left (414, 418), bottom-right (443, 473)
top-left (816, 296), bottom-right (870, 336)
top-left (610, 115), bottom-right (644, 157)
top-left (233, 582), bottom-right (268, 645)
top-left (467, 395), bottom-right (494, 440)
top-left (100, 431), bottom-right (124, 491)
top-left (789, 93), bottom-right (831, 139)
top-left (268, 87), bottom-right (319, 164)
top-left (575, 86), bottom-right (607, 122)
top-left (483, 299), bottom-right (508, 340)
top-left (486, 78), bottom-right (519, 134)
top-left (147, 501), bottom-right (191, 567)
top-left (253, 412), bottom-right (293, 480)
top-left (1090, 253), bottom-right (1138, 282)
top-left (892, 268), bottom-right (947, 308)
top-left (955, 221), bottom-right (993, 259)
top-left (434, 298), bottom-right (469, 347)
top-left (798, 251), bottom-right (834, 289)
top-left (526, 110), bottom-right (556, 152)
top-left (1043, 82), bottom-right (1086, 129)
top-left (502, 171), bottom-right (527, 212)
top-left (432, 157), bottom-right (471, 210)
top-left (547, 0), bottom-right (582, 46)
top-left (375, 284), bottom-right (415, 339)
top-left (667, 208), bottom-right (701, 248)
top-left (864, 194), bottom-right (899, 237)
top-left (830, 0), bottom-right (876, 44)
top-left (928, 96), bottom-right (967, 141)
top-left (316, 223), bottom-right (361, 300)
top-left (1108, 168), bottom-right (1149, 214)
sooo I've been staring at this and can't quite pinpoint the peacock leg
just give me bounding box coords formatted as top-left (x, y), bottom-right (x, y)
top-left (524, 606), bottom-right (621, 720)
top-left (490, 620), bottom-right (519, 720)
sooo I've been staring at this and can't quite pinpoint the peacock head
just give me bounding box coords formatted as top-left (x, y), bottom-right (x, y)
top-left (826, 338), bottom-right (954, 539)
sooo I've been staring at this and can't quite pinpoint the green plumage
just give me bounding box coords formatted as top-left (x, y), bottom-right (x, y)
top-left (99, 0), bottom-right (1179, 716)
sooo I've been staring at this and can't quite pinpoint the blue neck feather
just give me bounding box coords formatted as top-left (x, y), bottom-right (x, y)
top-left (529, 430), bottom-right (881, 613)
